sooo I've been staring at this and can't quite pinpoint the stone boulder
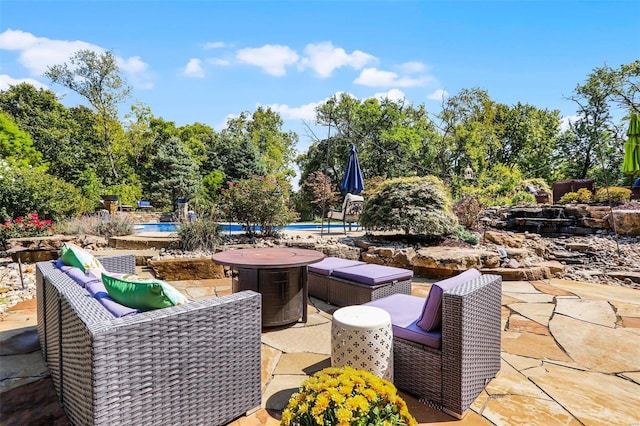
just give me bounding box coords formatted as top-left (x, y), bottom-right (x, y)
top-left (361, 246), bottom-right (415, 268)
top-left (149, 257), bottom-right (225, 280)
top-left (609, 210), bottom-right (640, 236)
top-left (412, 247), bottom-right (501, 278)
top-left (484, 231), bottom-right (525, 248)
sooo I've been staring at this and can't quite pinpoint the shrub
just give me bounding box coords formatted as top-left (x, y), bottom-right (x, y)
top-left (510, 191), bottom-right (537, 205)
top-left (593, 187), bottom-right (631, 203)
top-left (0, 213), bottom-right (55, 250)
top-left (92, 214), bottom-right (135, 239)
top-left (281, 366), bottom-right (416, 426)
top-left (360, 176), bottom-right (458, 236)
top-left (177, 218), bottom-right (220, 251)
top-left (222, 175), bottom-right (297, 236)
top-left (0, 162), bottom-right (92, 221)
top-left (453, 194), bottom-right (485, 229)
top-left (450, 224), bottom-right (479, 245)
top-left (559, 188), bottom-right (593, 204)
top-left (516, 178), bottom-right (551, 194)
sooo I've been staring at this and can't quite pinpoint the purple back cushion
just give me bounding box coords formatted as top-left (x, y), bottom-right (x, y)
top-left (56, 258), bottom-right (101, 288)
top-left (308, 257), bottom-right (365, 276)
top-left (416, 269), bottom-right (482, 332)
top-left (85, 280), bottom-right (140, 318)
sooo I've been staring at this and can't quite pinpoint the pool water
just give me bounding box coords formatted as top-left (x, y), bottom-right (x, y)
top-left (134, 222), bottom-right (355, 233)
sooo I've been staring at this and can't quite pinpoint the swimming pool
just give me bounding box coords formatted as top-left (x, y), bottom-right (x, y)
top-left (134, 222), bottom-right (355, 233)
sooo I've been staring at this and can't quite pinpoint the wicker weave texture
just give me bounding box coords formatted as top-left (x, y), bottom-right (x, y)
top-left (328, 277), bottom-right (412, 307)
top-left (36, 255), bottom-right (262, 426)
top-left (392, 274), bottom-right (502, 418)
top-left (307, 272), bottom-right (330, 301)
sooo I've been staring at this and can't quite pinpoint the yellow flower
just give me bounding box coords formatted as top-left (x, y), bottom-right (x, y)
top-left (345, 394), bottom-right (369, 412)
top-left (297, 402), bottom-right (309, 413)
top-left (281, 409), bottom-right (293, 425)
top-left (336, 407), bottom-right (352, 422)
top-left (362, 388), bottom-right (378, 402)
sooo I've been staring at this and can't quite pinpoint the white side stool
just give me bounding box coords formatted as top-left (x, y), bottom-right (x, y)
top-left (331, 305), bottom-right (393, 382)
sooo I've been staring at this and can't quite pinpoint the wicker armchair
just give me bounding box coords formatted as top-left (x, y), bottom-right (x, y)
top-left (365, 273), bottom-right (502, 418)
top-left (36, 254), bottom-right (261, 426)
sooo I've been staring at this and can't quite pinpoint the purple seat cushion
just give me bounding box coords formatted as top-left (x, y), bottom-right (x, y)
top-left (56, 258), bottom-right (101, 288)
top-left (365, 294), bottom-right (441, 348)
top-left (85, 280), bottom-right (140, 318)
top-left (308, 257), bottom-right (365, 276)
top-left (416, 269), bottom-right (481, 332)
top-left (332, 264), bottom-right (413, 286)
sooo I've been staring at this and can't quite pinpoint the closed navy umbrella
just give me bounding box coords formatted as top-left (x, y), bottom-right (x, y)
top-left (341, 144), bottom-right (365, 195)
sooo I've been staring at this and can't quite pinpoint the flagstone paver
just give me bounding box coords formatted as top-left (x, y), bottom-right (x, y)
top-left (484, 360), bottom-right (551, 400)
top-left (554, 298), bottom-right (617, 327)
top-left (501, 353), bottom-right (542, 371)
top-left (549, 314), bottom-right (640, 373)
top-left (503, 291), bottom-right (555, 303)
top-left (621, 371), bottom-right (640, 385)
top-left (501, 331), bottom-right (573, 363)
top-left (260, 344), bottom-right (281, 390)
top-left (548, 278), bottom-right (640, 304)
top-left (526, 363), bottom-right (640, 425)
top-left (506, 302), bottom-right (555, 326)
top-left (611, 300), bottom-right (640, 317)
top-left (482, 395), bottom-right (580, 426)
top-left (272, 353), bottom-right (330, 375)
top-left (501, 280), bottom-right (541, 293)
top-left (507, 314), bottom-right (550, 335)
top-left (530, 280), bottom-right (575, 296)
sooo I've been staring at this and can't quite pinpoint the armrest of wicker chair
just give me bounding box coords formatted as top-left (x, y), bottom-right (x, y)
top-left (441, 274), bottom-right (502, 418)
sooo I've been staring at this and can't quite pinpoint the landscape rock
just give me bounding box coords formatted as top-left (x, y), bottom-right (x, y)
top-left (149, 258), bottom-right (225, 280)
top-left (412, 247), bottom-right (500, 277)
top-left (609, 210), bottom-right (640, 236)
top-left (484, 231), bottom-right (525, 248)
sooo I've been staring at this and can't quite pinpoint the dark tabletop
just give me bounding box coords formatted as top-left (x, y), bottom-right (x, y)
top-left (212, 247), bottom-right (325, 269)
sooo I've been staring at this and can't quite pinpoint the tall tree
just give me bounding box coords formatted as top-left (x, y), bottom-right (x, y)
top-left (0, 112), bottom-right (43, 167)
top-left (45, 49), bottom-right (131, 180)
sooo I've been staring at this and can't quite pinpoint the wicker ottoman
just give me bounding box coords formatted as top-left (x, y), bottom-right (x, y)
top-left (307, 257), bottom-right (365, 301)
top-left (331, 305), bottom-right (394, 381)
top-left (328, 264), bottom-right (413, 307)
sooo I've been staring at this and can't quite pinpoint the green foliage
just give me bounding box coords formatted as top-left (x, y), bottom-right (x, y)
top-left (593, 187), bottom-right (631, 202)
top-left (177, 219), bottom-right (220, 251)
top-left (510, 191), bottom-right (537, 205)
top-left (0, 161), bottom-right (91, 221)
top-left (450, 225), bottom-right (479, 245)
top-left (461, 164), bottom-right (524, 206)
top-left (516, 178), bottom-right (551, 194)
top-left (105, 179), bottom-right (143, 206)
top-left (360, 176), bottom-right (458, 236)
top-left (222, 175), bottom-right (297, 236)
top-left (202, 170), bottom-right (224, 202)
top-left (0, 213), bottom-right (55, 250)
top-left (559, 188), bottom-right (594, 204)
top-left (301, 171), bottom-right (338, 219)
top-left (0, 112), bottom-right (43, 167)
top-left (453, 194), bottom-right (485, 229)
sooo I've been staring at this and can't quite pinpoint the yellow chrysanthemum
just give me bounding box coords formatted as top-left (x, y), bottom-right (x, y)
top-left (297, 402), bottom-right (309, 413)
top-left (339, 384), bottom-right (353, 396)
top-left (345, 394), bottom-right (370, 412)
top-left (315, 392), bottom-right (330, 411)
top-left (336, 407), bottom-right (352, 422)
top-left (281, 409), bottom-right (293, 425)
top-left (362, 388), bottom-right (378, 402)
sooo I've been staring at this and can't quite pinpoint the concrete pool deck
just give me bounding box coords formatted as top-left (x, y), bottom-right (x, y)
top-left (2, 269), bottom-right (639, 425)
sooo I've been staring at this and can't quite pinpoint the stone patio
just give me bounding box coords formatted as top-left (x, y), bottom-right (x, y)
top-left (1, 272), bottom-right (639, 425)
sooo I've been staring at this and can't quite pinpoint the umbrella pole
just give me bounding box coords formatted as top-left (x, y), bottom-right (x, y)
top-left (320, 117), bottom-right (332, 237)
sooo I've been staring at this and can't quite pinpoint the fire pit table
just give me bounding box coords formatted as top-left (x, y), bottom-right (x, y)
top-left (212, 247), bottom-right (325, 327)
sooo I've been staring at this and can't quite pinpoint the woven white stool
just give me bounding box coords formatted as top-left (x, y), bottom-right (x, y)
top-left (331, 305), bottom-right (393, 381)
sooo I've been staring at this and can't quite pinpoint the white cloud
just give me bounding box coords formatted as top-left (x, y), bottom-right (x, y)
top-left (427, 89), bottom-right (448, 101)
top-left (182, 58), bottom-right (205, 78)
top-left (203, 41), bottom-right (226, 50)
top-left (354, 68), bottom-right (432, 88)
top-left (263, 101), bottom-right (319, 121)
top-left (215, 113), bottom-right (239, 131)
top-left (298, 41), bottom-right (377, 78)
top-left (0, 29), bottom-right (152, 89)
top-left (0, 74), bottom-right (48, 91)
top-left (396, 61), bottom-right (427, 74)
top-left (373, 89), bottom-right (406, 102)
top-left (206, 57), bottom-right (229, 66)
top-left (236, 44), bottom-right (298, 76)
top-left (561, 114), bottom-right (581, 132)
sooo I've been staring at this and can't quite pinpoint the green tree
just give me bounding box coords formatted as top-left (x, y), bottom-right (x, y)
top-left (144, 136), bottom-right (201, 209)
top-left (45, 49), bottom-right (131, 181)
top-left (0, 112), bottom-right (43, 167)
top-left (0, 83), bottom-right (76, 179)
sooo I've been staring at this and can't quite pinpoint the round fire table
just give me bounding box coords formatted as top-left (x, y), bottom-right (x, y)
top-left (212, 247), bottom-right (325, 327)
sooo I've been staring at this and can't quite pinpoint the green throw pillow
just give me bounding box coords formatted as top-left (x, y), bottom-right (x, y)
top-left (61, 242), bottom-right (106, 275)
top-left (101, 272), bottom-right (188, 311)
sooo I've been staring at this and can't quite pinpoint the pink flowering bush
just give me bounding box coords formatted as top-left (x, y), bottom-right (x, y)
top-left (1, 213), bottom-right (55, 250)
top-left (222, 175), bottom-right (297, 236)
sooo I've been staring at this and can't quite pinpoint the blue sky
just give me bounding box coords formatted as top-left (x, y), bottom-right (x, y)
top-left (1, 0), bottom-right (638, 159)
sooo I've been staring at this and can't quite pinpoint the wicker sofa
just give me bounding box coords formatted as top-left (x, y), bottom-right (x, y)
top-left (365, 271), bottom-right (502, 418)
top-left (36, 254), bottom-right (262, 426)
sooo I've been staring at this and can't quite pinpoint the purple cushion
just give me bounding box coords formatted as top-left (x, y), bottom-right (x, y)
top-left (332, 264), bottom-right (413, 286)
top-left (365, 294), bottom-right (442, 348)
top-left (308, 257), bottom-right (365, 276)
top-left (85, 280), bottom-right (140, 318)
top-left (56, 259), bottom-right (101, 288)
top-left (416, 269), bottom-right (482, 332)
